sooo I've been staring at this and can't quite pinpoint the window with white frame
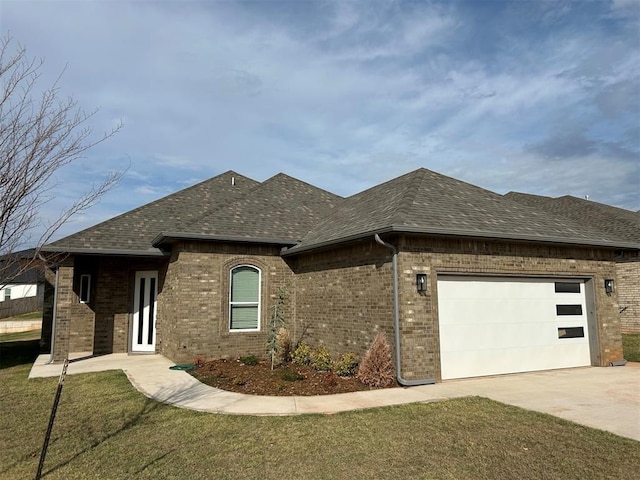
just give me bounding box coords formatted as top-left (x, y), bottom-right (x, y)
top-left (3, 288), bottom-right (11, 301)
top-left (79, 274), bottom-right (91, 303)
top-left (229, 265), bottom-right (260, 331)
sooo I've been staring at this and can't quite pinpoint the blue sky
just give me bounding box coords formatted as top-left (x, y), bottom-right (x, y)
top-left (2, 0), bottom-right (639, 243)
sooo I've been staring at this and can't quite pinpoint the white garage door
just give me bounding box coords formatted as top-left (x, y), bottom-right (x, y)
top-left (437, 276), bottom-right (591, 380)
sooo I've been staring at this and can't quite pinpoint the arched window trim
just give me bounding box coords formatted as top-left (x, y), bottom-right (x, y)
top-left (229, 264), bottom-right (261, 332)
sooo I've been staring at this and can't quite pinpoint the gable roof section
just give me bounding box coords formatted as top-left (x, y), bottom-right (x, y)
top-left (44, 171), bottom-right (260, 255)
top-left (154, 173), bottom-right (343, 246)
top-left (285, 168), bottom-right (637, 254)
top-left (0, 249), bottom-right (44, 285)
top-left (505, 192), bottom-right (640, 244)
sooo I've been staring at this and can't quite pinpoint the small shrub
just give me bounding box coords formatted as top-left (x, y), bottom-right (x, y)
top-left (291, 341), bottom-right (312, 366)
top-left (311, 345), bottom-right (332, 371)
top-left (357, 332), bottom-right (395, 387)
top-left (239, 355), bottom-right (259, 366)
top-left (281, 368), bottom-right (305, 382)
top-left (231, 376), bottom-right (246, 386)
top-left (193, 356), bottom-right (206, 368)
top-left (333, 352), bottom-right (359, 377)
top-left (322, 371), bottom-right (339, 388)
top-left (276, 327), bottom-right (293, 364)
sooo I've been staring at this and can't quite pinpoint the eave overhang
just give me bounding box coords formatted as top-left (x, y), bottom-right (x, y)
top-left (281, 224), bottom-right (640, 256)
top-left (152, 232), bottom-right (299, 248)
top-left (39, 246), bottom-right (168, 257)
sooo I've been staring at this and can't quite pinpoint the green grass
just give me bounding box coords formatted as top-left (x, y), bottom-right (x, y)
top-left (0, 329), bottom-right (42, 343)
top-left (0, 339), bottom-right (41, 369)
top-left (9, 311), bottom-right (43, 320)
top-left (622, 334), bottom-right (640, 362)
top-left (1, 346), bottom-right (638, 479)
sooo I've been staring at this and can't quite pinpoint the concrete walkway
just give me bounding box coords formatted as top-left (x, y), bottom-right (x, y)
top-left (30, 353), bottom-right (640, 441)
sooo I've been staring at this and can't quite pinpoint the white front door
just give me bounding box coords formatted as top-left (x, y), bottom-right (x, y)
top-left (132, 271), bottom-right (158, 352)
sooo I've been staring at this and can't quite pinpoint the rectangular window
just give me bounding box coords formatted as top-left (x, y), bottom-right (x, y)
top-left (554, 282), bottom-right (581, 293)
top-left (556, 304), bottom-right (583, 315)
top-left (229, 266), bottom-right (260, 331)
top-left (4, 288), bottom-right (11, 301)
top-left (79, 274), bottom-right (91, 303)
top-left (558, 327), bottom-right (585, 339)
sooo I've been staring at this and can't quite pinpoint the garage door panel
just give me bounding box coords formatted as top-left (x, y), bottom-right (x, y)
top-left (437, 276), bottom-right (590, 380)
top-left (441, 343), bottom-right (592, 379)
top-left (439, 298), bottom-right (553, 326)
top-left (439, 321), bottom-right (565, 350)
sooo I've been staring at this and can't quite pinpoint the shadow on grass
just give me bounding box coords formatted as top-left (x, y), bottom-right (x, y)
top-left (0, 340), bottom-right (41, 369)
top-left (42, 396), bottom-right (163, 477)
top-left (40, 378), bottom-right (214, 476)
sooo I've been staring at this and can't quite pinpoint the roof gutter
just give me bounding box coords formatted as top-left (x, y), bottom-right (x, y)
top-left (374, 234), bottom-right (435, 386)
top-left (282, 225), bottom-right (639, 256)
top-left (39, 246), bottom-right (167, 257)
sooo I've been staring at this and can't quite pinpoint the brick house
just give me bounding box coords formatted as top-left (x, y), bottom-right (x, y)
top-left (505, 193), bottom-right (640, 335)
top-left (41, 168), bottom-right (638, 383)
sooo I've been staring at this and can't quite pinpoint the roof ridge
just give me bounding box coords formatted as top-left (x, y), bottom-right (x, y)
top-left (393, 169), bottom-right (427, 225)
top-left (177, 174), bottom-right (265, 230)
top-left (556, 195), bottom-right (639, 216)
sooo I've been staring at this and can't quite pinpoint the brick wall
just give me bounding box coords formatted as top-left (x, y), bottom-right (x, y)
top-left (157, 241), bottom-right (295, 364)
top-left (92, 257), bottom-right (167, 354)
top-left (289, 235), bottom-right (624, 382)
top-left (48, 234), bottom-right (627, 376)
top-left (616, 254), bottom-right (640, 334)
top-left (397, 236), bottom-right (622, 381)
top-left (291, 239), bottom-right (396, 360)
top-left (51, 255), bottom-right (167, 360)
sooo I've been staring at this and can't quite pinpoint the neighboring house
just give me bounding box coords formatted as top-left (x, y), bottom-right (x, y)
top-left (0, 249), bottom-right (45, 318)
top-left (41, 169), bottom-right (638, 383)
top-left (505, 193), bottom-right (640, 335)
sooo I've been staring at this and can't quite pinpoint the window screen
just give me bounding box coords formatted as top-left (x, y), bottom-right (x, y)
top-left (229, 266), bottom-right (260, 330)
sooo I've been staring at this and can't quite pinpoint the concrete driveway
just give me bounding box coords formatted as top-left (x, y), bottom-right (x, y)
top-left (30, 354), bottom-right (640, 441)
top-left (421, 363), bottom-right (640, 441)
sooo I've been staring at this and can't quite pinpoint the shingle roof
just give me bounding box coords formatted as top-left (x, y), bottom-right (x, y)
top-left (44, 171), bottom-right (260, 255)
top-left (0, 249), bottom-right (45, 285)
top-left (44, 167), bottom-right (638, 258)
top-left (155, 173), bottom-right (342, 246)
top-left (285, 168), bottom-right (637, 254)
top-left (505, 192), bottom-right (640, 244)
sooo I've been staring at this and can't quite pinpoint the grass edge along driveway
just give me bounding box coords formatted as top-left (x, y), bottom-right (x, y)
top-left (1, 362), bottom-right (639, 480)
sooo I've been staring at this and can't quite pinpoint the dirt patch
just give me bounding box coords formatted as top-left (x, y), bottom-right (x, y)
top-left (191, 358), bottom-right (397, 396)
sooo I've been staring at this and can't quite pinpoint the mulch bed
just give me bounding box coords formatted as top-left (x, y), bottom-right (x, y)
top-left (191, 358), bottom-right (397, 396)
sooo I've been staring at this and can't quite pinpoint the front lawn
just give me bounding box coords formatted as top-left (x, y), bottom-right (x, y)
top-left (0, 339), bottom-right (41, 369)
top-left (1, 359), bottom-right (638, 479)
top-left (622, 334), bottom-right (640, 362)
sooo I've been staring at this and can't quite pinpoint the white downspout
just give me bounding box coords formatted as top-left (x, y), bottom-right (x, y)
top-left (374, 234), bottom-right (435, 386)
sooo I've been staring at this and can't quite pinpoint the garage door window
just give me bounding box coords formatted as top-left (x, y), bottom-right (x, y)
top-left (558, 327), bottom-right (585, 338)
top-left (554, 282), bottom-right (581, 293)
top-left (556, 304), bottom-right (583, 315)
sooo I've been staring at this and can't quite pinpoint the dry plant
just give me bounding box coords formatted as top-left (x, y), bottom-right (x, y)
top-left (357, 332), bottom-right (396, 387)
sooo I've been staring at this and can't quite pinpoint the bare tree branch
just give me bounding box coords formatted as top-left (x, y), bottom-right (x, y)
top-left (0, 36), bottom-right (123, 289)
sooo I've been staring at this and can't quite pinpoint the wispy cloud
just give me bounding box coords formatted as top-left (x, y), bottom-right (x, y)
top-left (1, 0), bottom-right (638, 242)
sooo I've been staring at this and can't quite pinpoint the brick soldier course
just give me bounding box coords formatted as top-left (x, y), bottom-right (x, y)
top-left (41, 167), bottom-right (639, 382)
